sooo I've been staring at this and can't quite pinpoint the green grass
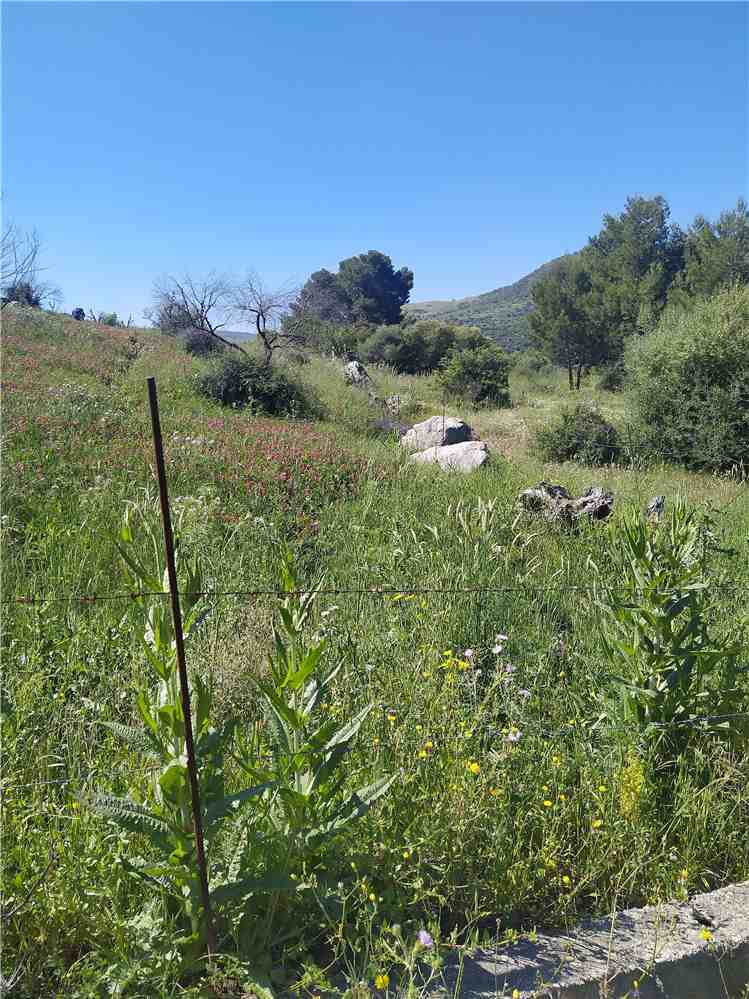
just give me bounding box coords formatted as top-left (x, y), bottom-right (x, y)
top-left (2, 308), bottom-right (748, 997)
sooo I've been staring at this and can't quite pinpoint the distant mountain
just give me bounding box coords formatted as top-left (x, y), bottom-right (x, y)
top-left (405, 254), bottom-right (572, 352)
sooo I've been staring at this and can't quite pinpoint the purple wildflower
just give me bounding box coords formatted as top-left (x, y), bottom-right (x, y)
top-left (417, 929), bottom-right (434, 948)
top-left (505, 728), bottom-right (522, 744)
top-left (518, 688), bottom-right (532, 700)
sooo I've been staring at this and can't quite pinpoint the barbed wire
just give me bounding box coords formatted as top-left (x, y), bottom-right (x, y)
top-left (3, 579), bottom-right (748, 607)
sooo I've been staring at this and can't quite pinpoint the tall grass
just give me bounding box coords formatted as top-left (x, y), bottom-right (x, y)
top-left (2, 310), bottom-right (748, 997)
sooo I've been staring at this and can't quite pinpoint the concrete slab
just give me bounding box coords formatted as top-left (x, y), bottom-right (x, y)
top-left (439, 883), bottom-right (749, 998)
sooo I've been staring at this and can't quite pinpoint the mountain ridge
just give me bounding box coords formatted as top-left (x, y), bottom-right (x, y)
top-left (405, 254), bottom-right (572, 351)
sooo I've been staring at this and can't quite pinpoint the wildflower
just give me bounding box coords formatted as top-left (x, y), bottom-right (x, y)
top-left (543, 800), bottom-right (553, 808)
top-left (562, 875), bottom-right (571, 885)
top-left (386, 712), bottom-right (396, 725)
top-left (417, 929), bottom-right (434, 948)
top-left (369, 893), bottom-right (376, 902)
top-left (512, 991), bottom-right (521, 999)
top-left (518, 688), bottom-right (532, 699)
top-left (425, 740), bottom-right (434, 749)
top-left (496, 633), bottom-right (508, 642)
top-left (492, 644), bottom-right (504, 654)
top-left (592, 818), bottom-right (603, 829)
top-left (700, 928), bottom-right (714, 943)
top-left (466, 760), bottom-right (481, 775)
top-left (418, 749), bottom-right (427, 759)
top-left (505, 728), bottom-right (522, 744)
top-left (402, 850), bottom-right (411, 860)
top-left (375, 974), bottom-right (389, 990)
top-left (597, 785), bottom-right (608, 793)
top-left (558, 793), bottom-right (566, 802)
top-left (488, 786), bottom-right (502, 796)
top-left (680, 868), bottom-right (689, 880)
top-left (464, 649), bottom-right (474, 659)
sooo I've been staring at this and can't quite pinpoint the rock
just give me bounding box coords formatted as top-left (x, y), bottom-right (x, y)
top-left (519, 481), bottom-right (614, 524)
top-left (411, 440), bottom-right (489, 472)
top-left (401, 415), bottom-right (473, 451)
top-left (384, 394), bottom-right (402, 416)
top-left (343, 360), bottom-right (370, 386)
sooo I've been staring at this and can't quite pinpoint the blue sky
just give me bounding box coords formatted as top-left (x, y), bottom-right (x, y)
top-left (2, 2), bottom-right (747, 321)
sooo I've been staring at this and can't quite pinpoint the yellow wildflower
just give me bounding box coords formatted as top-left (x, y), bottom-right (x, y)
top-left (466, 760), bottom-right (481, 775)
top-left (375, 974), bottom-right (389, 990)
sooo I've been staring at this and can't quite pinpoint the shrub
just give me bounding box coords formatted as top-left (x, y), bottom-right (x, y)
top-left (533, 403), bottom-right (619, 464)
top-left (597, 361), bottom-right (627, 392)
top-left (512, 348), bottom-right (553, 378)
top-left (627, 284), bottom-right (749, 471)
top-left (361, 320), bottom-right (485, 375)
top-left (437, 343), bottom-right (511, 406)
top-left (197, 354), bottom-right (320, 418)
top-left (183, 330), bottom-right (225, 358)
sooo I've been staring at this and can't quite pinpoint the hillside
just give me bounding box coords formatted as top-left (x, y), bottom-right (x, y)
top-left (405, 254), bottom-right (571, 351)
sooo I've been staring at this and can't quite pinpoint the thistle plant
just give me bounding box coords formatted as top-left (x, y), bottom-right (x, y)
top-left (597, 502), bottom-right (746, 755)
top-left (236, 548), bottom-right (396, 939)
top-left (92, 507), bottom-right (268, 968)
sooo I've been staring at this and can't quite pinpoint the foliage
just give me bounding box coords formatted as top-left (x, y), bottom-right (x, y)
top-left (98, 311), bottom-right (124, 327)
top-left (529, 255), bottom-right (608, 389)
top-left (361, 319), bottom-right (484, 374)
top-left (437, 343), bottom-right (511, 406)
top-left (597, 504), bottom-right (746, 757)
top-left (533, 403), bottom-right (619, 465)
top-left (197, 354), bottom-right (320, 418)
top-left (183, 329), bottom-right (225, 357)
top-left (627, 284), bottom-right (749, 471)
top-left (94, 507), bottom-right (269, 971)
top-left (3, 305), bottom-right (749, 997)
top-left (596, 361), bottom-right (628, 392)
top-left (293, 251), bottom-right (413, 328)
top-left (581, 194), bottom-right (685, 343)
top-left (669, 198), bottom-right (749, 304)
top-left (511, 348), bottom-right (554, 377)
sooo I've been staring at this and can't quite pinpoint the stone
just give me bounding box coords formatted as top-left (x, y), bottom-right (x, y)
top-left (411, 440), bottom-right (489, 472)
top-left (343, 359), bottom-right (370, 386)
top-left (519, 481), bottom-right (614, 524)
top-left (436, 881), bottom-right (749, 999)
top-left (401, 415), bottom-right (473, 451)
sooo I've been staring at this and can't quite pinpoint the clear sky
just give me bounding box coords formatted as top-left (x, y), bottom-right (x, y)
top-left (2, 1), bottom-right (747, 321)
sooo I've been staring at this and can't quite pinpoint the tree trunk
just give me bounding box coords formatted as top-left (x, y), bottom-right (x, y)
top-left (568, 364), bottom-right (574, 391)
top-left (575, 364), bottom-right (583, 391)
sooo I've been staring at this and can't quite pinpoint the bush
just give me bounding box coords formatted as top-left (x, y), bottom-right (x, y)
top-left (437, 343), bottom-right (511, 406)
top-left (534, 403), bottom-right (619, 464)
top-left (361, 320), bottom-right (485, 374)
top-left (183, 330), bottom-right (225, 358)
top-left (197, 354), bottom-right (320, 418)
top-left (627, 284), bottom-right (749, 471)
top-left (597, 361), bottom-right (628, 392)
top-left (512, 348), bottom-right (553, 378)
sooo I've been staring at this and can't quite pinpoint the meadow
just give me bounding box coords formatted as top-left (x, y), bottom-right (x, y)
top-left (2, 307), bottom-right (748, 998)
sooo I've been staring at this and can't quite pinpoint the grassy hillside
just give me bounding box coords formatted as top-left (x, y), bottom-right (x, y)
top-left (3, 307), bottom-right (748, 998)
top-left (405, 255), bottom-right (571, 351)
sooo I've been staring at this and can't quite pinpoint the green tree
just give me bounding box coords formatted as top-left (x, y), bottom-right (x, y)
top-left (529, 255), bottom-right (605, 390)
top-left (669, 199), bottom-right (749, 304)
top-left (361, 319), bottom-right (483, 374)
top-left (293, 251), bottom-right (413, 329)
top-left (581, 194), bottom-right (684, 344)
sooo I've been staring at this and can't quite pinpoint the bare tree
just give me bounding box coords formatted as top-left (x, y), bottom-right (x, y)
top-left (232, 271), bottom-right (308, 365)
top-left (149, 272), bottom-right (244, 352)
top-left (1, 223), bottom-right (61, 310)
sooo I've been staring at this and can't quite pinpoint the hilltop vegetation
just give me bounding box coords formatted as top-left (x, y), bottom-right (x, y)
top-left (405, 256), bottom-right (569, 351)
top-left (3, 303), bottom-right (748, 998)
